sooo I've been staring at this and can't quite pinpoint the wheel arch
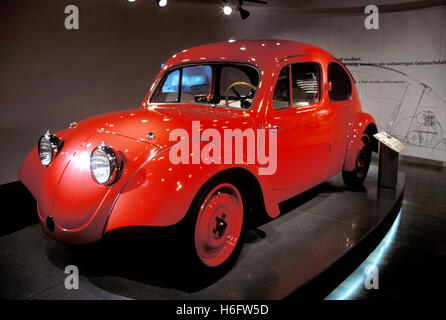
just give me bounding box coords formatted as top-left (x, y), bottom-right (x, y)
top-left (364, 122), bottom-right (378, 153)
top-left (343, 112), bottom-right (378, 172)
top-left (189, 167), bottom-right (268, 220)
top-left (105, 161), bottom-right (280, 234)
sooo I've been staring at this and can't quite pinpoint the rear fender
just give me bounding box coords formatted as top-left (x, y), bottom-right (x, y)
top-left (343, 112), bottom-right (377, 172)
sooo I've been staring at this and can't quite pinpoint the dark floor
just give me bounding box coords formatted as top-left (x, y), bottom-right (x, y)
top-left (348, 159), bottom-right (446, 299)
top-left (0, 181), bottom-right (38, 237)
top-left (0, 165), bottom-right (403, 299)
top-left (0, 159), bottom-right (444, 300)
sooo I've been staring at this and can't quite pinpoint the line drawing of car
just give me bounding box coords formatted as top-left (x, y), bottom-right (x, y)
top-left (19, 40), bottom-right (378, 270)
top-left (349, 64), bottom-right (446, 159)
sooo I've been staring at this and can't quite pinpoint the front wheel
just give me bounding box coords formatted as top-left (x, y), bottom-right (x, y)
top-left (342, 135), bottom-right (372, 187)
top-left (190, 181), bottom-right (245, 270)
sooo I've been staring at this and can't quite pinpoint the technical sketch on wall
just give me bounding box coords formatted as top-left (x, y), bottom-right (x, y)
top-left (347, 64), bottom-right (446, 162)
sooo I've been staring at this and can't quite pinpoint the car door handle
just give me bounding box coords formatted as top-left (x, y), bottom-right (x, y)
top-left (268, 124), bottom-right (282, 130)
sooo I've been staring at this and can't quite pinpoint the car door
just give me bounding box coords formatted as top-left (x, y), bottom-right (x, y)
top-left (264, 56), bottom-right (332, 196)
top-left (325, 60), bottom-right (358, 176)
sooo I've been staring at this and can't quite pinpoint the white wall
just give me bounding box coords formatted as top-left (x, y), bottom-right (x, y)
top-left (225, 5), bottom-right (446, 162)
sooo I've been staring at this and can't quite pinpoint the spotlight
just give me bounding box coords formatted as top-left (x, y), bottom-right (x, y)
top-left (128, 0), bottom-right (136, 2)
top-left (225, 0), bottom-right (267, 20)
top-left (156, 0), bottom-right (167, 7)
top-left (223, 5), bottom-right (232, 15)
top-left (237, 5), bottom-right (250, 20)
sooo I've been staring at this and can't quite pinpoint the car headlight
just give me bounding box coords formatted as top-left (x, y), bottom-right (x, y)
top-left (38, 131), bottom-right (60, 167)
top-left (90, 142), bottom-right (121, 185)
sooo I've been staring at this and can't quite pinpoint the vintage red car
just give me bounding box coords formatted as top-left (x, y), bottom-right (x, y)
top-left (19, 40), bottom-right (377, 269)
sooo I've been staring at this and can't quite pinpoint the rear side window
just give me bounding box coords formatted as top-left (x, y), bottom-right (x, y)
top-left (291, 62), bottom-right (320, 107)
top-left (272, 66), bottom-right (290, 110)
top-left (328, 62), bottom-right (352, 101)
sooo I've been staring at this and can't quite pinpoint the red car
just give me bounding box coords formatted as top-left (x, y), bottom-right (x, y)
top-left (19, 40), bottom-right (377, 269)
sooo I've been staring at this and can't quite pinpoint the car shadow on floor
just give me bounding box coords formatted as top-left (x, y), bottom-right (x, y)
top-left (0, 181), bottom-right (38, 237)
top-left (45, 178), bottom-right (362, 298)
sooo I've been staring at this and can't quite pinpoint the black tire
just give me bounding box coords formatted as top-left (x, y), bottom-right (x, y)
top-left (342, 135), bottom-right (372, 187)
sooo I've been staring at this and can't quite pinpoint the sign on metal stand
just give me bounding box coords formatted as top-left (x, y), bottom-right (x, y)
top-left (374, 132), bottom-right (405, 189)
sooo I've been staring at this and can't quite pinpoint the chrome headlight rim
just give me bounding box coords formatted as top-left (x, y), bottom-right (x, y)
top-left (90, 143), bottom-right (120, 185)
top-left (38, 131), bottom-right (60, 167)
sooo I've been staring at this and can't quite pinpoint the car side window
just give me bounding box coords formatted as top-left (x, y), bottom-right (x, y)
top-left (273, 66), bottom-right (290, 110)
top-left (151, 69), bottom-right (180, 103)
top-left (327, 62), bottom-right (352, 101)
top-left (220, 66), bottom-right (251, 97)
top-left (291, 62), bottom-right (320, 107)
top-left (180, 65), bottom-right (212, 102)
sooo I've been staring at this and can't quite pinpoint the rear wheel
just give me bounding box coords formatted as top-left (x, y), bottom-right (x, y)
top-left (342, 135), bottom-right (372, 187)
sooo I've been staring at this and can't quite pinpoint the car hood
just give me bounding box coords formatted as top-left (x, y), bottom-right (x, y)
top-left (74, 104), bottom-right (255, 148)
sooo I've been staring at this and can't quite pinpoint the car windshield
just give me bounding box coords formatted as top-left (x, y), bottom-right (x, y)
top-left (149, 63), bottom-right (259, 109)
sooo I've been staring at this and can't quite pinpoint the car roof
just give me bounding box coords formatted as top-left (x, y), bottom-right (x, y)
top-left (164, 39), bottom-right (335, 70)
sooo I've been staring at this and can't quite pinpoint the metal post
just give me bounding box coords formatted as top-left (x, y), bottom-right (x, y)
top-left (378, 142), bottom-right (399, 188)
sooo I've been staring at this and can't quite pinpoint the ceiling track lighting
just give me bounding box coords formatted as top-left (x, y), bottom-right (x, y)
top-left (237, 4), bottom-right (250, 20)
top-left (223, 0), bottom-right (267, 20)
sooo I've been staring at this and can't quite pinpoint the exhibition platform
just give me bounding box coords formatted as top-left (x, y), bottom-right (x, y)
top-left (0, 165), bottom-right (405, 300)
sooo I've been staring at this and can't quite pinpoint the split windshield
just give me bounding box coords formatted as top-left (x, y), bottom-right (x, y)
top-left (149, 63), bottom-right (259, 109)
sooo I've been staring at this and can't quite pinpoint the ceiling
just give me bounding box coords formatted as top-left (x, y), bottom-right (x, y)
top-left (174, 0), bottom-right (446, 13)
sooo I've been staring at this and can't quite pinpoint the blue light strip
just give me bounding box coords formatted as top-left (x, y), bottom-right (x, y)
top-left (325, 210), bottom-right (402, 300)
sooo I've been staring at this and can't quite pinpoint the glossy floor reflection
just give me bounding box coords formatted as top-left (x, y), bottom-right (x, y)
top-left (342, 158), bottom-right (445, 300)
top-left (0, 165), bottom-right (405, 299)
top-left (325, 210), bottom-right (402, 300)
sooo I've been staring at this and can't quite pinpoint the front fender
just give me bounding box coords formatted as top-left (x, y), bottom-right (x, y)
top-left (343, 112), bottom-right (377, 172)
top-left (105, 144), bottom-right (280, 233)
top-left (19, 128), bottom-right (158, 244)
top-left (18, 128), bottom-right (71, 199)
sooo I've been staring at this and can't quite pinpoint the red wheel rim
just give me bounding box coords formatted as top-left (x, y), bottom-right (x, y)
top-left (194, 183), bottom-right (243, 267)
